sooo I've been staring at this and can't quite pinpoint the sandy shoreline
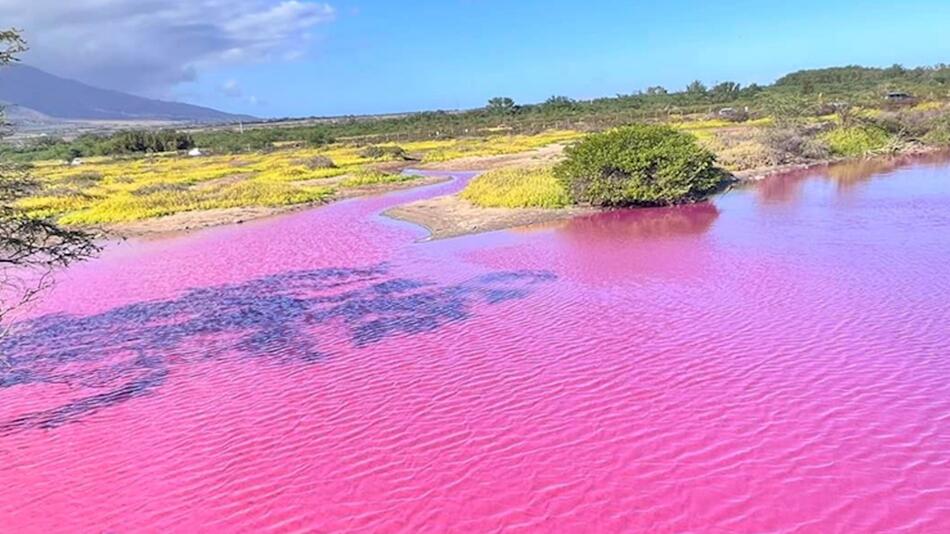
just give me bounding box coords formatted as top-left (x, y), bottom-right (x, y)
top-left (97, 143), bottom-right (948, 241)
top-left (99, 174), bottom-right (452, 239)
top-left (385, 196), bottom-right (595, 241)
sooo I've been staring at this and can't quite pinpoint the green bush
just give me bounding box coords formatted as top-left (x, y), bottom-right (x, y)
top-left (554, 124), bottom-right (726, 207)
top-left (820, 126), bottom-right (892, 157)
top-left (109, 130), bottom-right (195, 154)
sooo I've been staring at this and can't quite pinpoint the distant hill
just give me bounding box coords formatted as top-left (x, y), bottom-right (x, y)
top-left (0, 65), bottom-right (255, 123)
top-left (1, 103), bottom-right (54, 123)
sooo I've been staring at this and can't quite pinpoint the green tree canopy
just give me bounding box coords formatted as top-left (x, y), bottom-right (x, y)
top-left (486, 97), bottom-right (517, 112)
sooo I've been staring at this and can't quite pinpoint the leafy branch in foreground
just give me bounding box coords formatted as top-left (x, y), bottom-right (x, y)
top-left (0, 28), bottom-right (26, 64)
top-left (0, 165), bottom-right (100, 328)
top-left (1, 28), bottom-right (99, 339)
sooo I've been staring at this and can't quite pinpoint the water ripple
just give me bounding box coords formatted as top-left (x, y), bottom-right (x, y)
top-left (2, 156), bottom-right (950, 532)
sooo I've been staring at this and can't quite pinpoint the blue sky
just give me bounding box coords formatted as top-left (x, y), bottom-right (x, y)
top-left (9, 0), bottom-right (950, 118)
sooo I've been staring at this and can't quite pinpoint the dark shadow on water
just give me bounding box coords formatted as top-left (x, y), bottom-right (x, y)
top-left (0, 265), bottom-right (556, 435)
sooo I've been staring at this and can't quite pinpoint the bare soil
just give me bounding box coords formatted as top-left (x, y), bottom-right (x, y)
top-left (385, 195), bottom-right (593, 241)
top-left (105, 206), bottom-right (287, 238)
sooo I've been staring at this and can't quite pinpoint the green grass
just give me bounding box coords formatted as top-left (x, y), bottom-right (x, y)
top-left (461, 167), bottom-right (570, 209)
top-left (821, 126), bottom-right (893, 157)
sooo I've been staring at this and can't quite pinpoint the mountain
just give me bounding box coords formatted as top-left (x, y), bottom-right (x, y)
top-left (0, 65), bottom-right (254, 123)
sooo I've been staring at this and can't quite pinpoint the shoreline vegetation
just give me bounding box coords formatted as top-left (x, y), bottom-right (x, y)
top-left (388, 142), bottom-right (947, 241)
top-left (6, 64), bottom-right (950, 237)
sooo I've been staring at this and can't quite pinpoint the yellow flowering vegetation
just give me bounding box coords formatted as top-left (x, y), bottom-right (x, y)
top-left (461, 167), bottom-right (570, 209)
top-left (21, 147), bottom-right (355, 224)
top-left (339, 170), bottom-right (419, 188)
top-left (20, 131), bottom-right (581, 226)
top-left (407, 130), bottom-right (582, 162)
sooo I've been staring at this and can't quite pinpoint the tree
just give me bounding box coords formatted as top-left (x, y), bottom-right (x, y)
top-left (741, 83), bottom-right (764, 96)
top-left (1, 29), bottom-right (98, 337)
top-left (755, 92), bottom-right (816, 124)
top-left (107, 130), bottom-right (196, 154)
top-left (686, 80), bottom-right (708, 95)
top-left (543, 95), bottom-right (575, 110)
top-left (711, 81), bottom-right (741, 99)
top-left (885, 63), bottom-right (907, 78)
top-left (801, 79), bottom-right (816, 95)
top-left (486, 97), bottom-right (516, 113)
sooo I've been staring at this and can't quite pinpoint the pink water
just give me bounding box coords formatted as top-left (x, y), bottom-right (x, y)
top-left (3, 154), bottom-right (950, 532)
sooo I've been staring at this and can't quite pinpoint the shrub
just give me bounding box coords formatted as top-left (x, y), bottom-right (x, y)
top-left (302, 129), bottom-right (333, 147)
top-left (715, 140), bottom-right (772, 171)
top-left (821, 126), bottom-right (893, 157)
top-left (60, 171), bottom-right (103, 188)
top-left (872, 109), bottom-right (938, 139)
top-left (719, 109), bottom-right (751, 123)
top-left (305, 156), bottom-right (337, 169)
top-left (554, 124), bottom-right (726, 207)
top-left (762, 125), bottom-right (831, 164)
top-left (359, 145), bottom-right (410, 160)
top-left (872, 108), bottom-right (950, 145)
top-left (923, 115), bottom-right (950, 145)
top-left (109, 130), bottom-right (195, 154)
top-left (461, 167), bottom-right (570, 209)
top-left (699, 128), bottom-right (771, 171)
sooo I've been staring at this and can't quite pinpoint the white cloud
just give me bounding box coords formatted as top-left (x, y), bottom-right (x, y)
top-left (0, 0), bottom-right (334, 95)
top-left (218, 79), bottom-right (265, 106)
top-left (220, 79), bottom-right (243, 98)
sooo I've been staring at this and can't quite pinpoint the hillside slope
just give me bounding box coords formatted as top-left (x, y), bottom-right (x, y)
top-left (0, 65), bottom-right (254, 122)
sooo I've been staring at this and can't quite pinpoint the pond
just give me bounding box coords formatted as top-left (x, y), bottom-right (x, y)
top-left (3, 153), bottom-right (950, 532)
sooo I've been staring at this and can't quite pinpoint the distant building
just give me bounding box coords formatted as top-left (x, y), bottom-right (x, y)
top-left (717, 106), bottom-right (750, 121)
top-left (188, 148), bottom-right (203, 157)
top-left (885, 92), bottom-right (914, 101)
top-left (883, 92), bottom-right (917, 108)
